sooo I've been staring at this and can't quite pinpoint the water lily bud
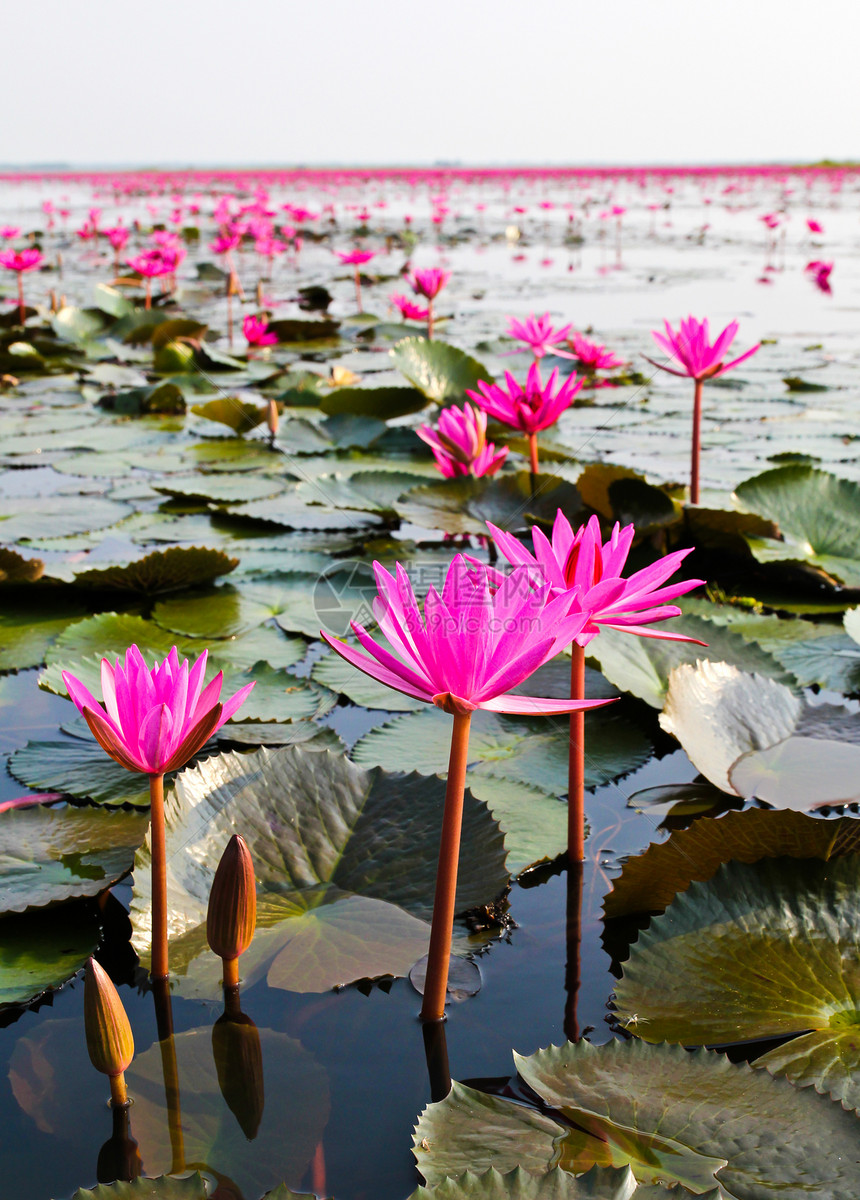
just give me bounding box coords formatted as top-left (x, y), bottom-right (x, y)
top-left (84, 958), bottom-right (134, 1085)
top-left (207, 834), bottom-right (257, 965)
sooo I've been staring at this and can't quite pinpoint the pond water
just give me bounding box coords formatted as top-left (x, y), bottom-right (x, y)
top-left (1, 165), bottom-right (859, 1199)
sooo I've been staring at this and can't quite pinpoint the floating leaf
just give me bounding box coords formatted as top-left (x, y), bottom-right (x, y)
top-left (9, 729), bottom-right (151, 808)
top-left (397, 472), bottom-right (585, 537)
top-left (730, 737), bottom-right (860, 807)
top-left (191, 397), bottom-right (267, 433)
top-left (614, 856), bottom-right (860, 1114)
top-left (154, 473), bottom-right (285, 504)
top-left (129, 746), bottom-right (508, 989)
top-left (151, 573), bottom-right (333, 640)
top-left (0, 903), bottom-right (99, 1008)
top-left (71, 1178), bottom-right (210, 1200)
top-left (414, 1040), bottom-right (860, 1196)
top-left (604, 808), bottom-right (860, 919)
top-left (0, 801), bottom-right (147, 914)
top-left (0, 595), bottom-right (91, 670)
top-left (734, 466), bottom-right (860, 588)
top-left (391, 337), bottom-right (492, 404)
top-left (268, 317), bottom-right (340, 342)
top-left (0, 495), bottom-right (129, 542)
top-left (71, 546), bottom-right (239, 594)
top-left (319, 385), bottom-right (430, 419)
top-left (311, 646), bottom-right (423, 711)
top-left (407, 1166), bottom-right (640, 1200)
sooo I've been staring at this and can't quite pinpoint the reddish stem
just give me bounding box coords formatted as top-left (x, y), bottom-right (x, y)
top-left (528, 431), bottom-right (539, 475)
top-left (420, 710), bottom-right (472, 1022)
top-left (568, 644), bottom-right (586, 862)
top-left (17, 274), bottom-right (24, 325)
top-left (354, 265), bottom-right (362, 312)
top-left (149, 773), bottom-right (169, 981)
top-left (144, 278), bottom-right (151, 310)
top-left (691, 377), bottom-right (703, 504)
top-left (427, 299), bottom-right (434, 340)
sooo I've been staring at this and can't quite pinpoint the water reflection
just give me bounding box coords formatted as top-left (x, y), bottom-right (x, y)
top-left (422, 1019), bottom-right (452, 1103)
top-left (96, 1102), bottom-right (142, 1185)
top-left (212, 985), bottom-right (264, 1141)
top-left (152, 977), bottom-right (185, 1174)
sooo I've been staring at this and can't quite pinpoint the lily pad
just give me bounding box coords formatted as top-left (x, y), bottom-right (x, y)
top-left (151, 574), bottom-right (325, 640)
top-left (191, 397), bottom-right (267, 434)
top-left (8, 728), bottom-right (152, 808)
top-left (71, 1179), bottom-right (211, 1200)
top-left (0, 902), bottom-right (99, 1008)
top-left (0, 495), bottom-right (130, 542)
top-left (0, 595), bottom-right (91, 671)
top-left (71, 547), bottom-right (239, 594)
top-left (397, 473), bottom-right (585, 537)
top-left (319, 385), bottom-right (430, 419)
top-left (154, 472), bottom-right (285, 505)
top-left (604, 808), bottom-right (860, 919)
top-left (391, 337), bottom-right (492, 404)
top-left (407, 1166), bottom-right (640, 1200)
top-left (129, 746), bottom-right (508, 988)
top-left (311, 646), bottom-right (423, 711)
top-left (614, 855), bottom-right (860, 1114)
top-left (0, 801), bottom-right (148, 914)
top-left (415, 1040), bottom-right (860, 1196)
top-left (734, 466), bottom-right (860, 587)
top-left (352, 704), bottom-right (648, 797)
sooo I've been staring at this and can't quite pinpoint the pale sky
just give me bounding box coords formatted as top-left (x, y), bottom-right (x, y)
top-left (4, 0), bottom-right (855, 166)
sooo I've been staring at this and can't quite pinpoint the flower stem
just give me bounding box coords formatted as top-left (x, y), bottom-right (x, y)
top-left (420, 710), bottom-right (472, 1022)
top-left (568, 643), bottom-right (585, 862)
top-left (354, 265), bottom-right (362, 312)
top-left (149, 773), bottom-right (169, 981)
top-left (144, 278), bottom-right (151, 310)
top-left (17, 275), bottom-right (24, 326)
top-left (528, 432), bottom-right (539, 476)
top-left (563, 859), bottom-right (584, 1043)
top-left (690, 378), bottom-right (703, 505)
top-left (109, 1072), bottom-right (129, 1108)
top-left (427, 299), bottom-right (434, 341)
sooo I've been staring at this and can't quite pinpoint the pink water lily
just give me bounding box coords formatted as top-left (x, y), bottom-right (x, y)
top-left (487, 511), bottom-right (704, 862)
top-left (243, 313), bottom-right (278, 347)
top-left (390, 292), bottom-right (429, 321)
top-left (467, 361), bottom-right (584, 474)
top-left (337, 249), bottom-right (376, 311)
top-left (321, 555), bottom-right (613, 1021)
top-left (62, 645), bottom-right (254, 776)
top-left (0, 247), bottom-right (43, 323)
top-left (568, 332), bottom-right (624, 372)
top-left (62, 645), bottom-right (254, 981)
top-left (407, 267), bottom-right (450, 338)
top-left (506, 312), bottom-right (573, 359)
top-left (645, 316), bottom-right (760, 503)
top-left (417, 401), bottom-right (508, 479)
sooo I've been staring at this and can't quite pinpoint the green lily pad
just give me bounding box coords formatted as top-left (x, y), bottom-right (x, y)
top-left (407, 1166), bottom-right (640, 1200)
top-left (191, 397), bottom-right (267, 433)
top-left (576, 465), bottom-right (678, 531)
top-left (588, 616), bottom-right (794, 709)
top-left (415, 1040), bottom-right (860, 1196)
top-left (152, 574), bottom-right (320, 639)
top-left (730, 737), bottom-right (860, 807)
top-left (603, 808), bottom-right (860, 920)
top-left (0, 594), bottom-right (91, 671)
top-left (90, 283), bottom-right (134, 320)
top-left (391, 337), bottom-right (492, 404)
top-left (0, 495), bottom-right (130, 542)
top-left (353, 705), bottom-right (650, 799)
top-left (773, 634), bottom-right (860, 693)
top-left (51, 306), bottom-right (107, 343)
top-left (319, 385), bottom-right (430, 419)
top-left (8, 728), bottom-right (152, 808)
top-left (734, 466), bottom-right (860, 587)
top-left (225, 489), bottom-right (384, 532)
top-left (614, 856), bottom-right (860, 1114)
top-left (294, 469), bottom-right (430, 514)
top-left (0, 801), bottom-right (148, 914)
top-left (311, 646), bottom-right (423, 711)
top-left (129, 746), bottom-right (508, 987)
top-left (268, 317), bottom-right (340, 342)
top-left (125, 1026), bottom-right (329, 1197)
top-left (0, 902), bottom-right (99, 1008)
top-left (70, 547), bottom-right (239, 594)
top-left (71, 1177), bottom-right (211, 1200)
top-left (397, 472), bottom-right (585, 536)
top-left (154, 473), bottom-right (285, 504)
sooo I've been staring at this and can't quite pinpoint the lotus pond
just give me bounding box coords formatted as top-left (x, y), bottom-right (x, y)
top-left (2, 165), bottom-right (860, 1200)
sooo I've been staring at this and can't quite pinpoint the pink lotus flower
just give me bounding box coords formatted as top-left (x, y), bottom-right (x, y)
top-left (805, 259), bottom-right (833, 294)
top-left (646, 316), bottom-right (760, 383)
top-left (322, 555), bottom-right (612, 1021)
top-left (467, 361), bottom-right (584, 474)
top-left (336, 249), bottom-right (376, 266)
top-left (105, 226), bottom-right (129, 251)
top-left (486, 510), bottom-right (704, 863)
top-left (127, 249), bottom-right (174, 279)
top-left (486, 512), bottom-right (703, 648)
top-left (0, 247), bottom-right (44, 324)
top-left (568, 332), bottom-right (624, 372)
top-left (62, 645), bottom-right (254, 776)
top-left (506, 313), bottom-right (573, 359)
top-left (211, 232), bottom-right (241, 255)
top-left (407, 268), bottom-right (450, 300)
top-left (0, 248), bottom-right (43, 273)
top-left (0, 226), bottom-right (21, 239)
top-left (645, 316), bottom-right (760, 504)
top-left (243, 313), bottom-right (278, 347)
top-left (390, 293), bottom-right (430, 321)
top-left (417, 402), bottom-right (508, 478)
top-left (806, 219), bottom-right (824, 234)
top-left (321, 556), bottom-right (608, 717)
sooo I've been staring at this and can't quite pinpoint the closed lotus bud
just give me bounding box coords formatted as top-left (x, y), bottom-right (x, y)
top-left (207, 835), bottom-right (257, 964)
top-left (84, 959), bottom-right (134, 1094)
